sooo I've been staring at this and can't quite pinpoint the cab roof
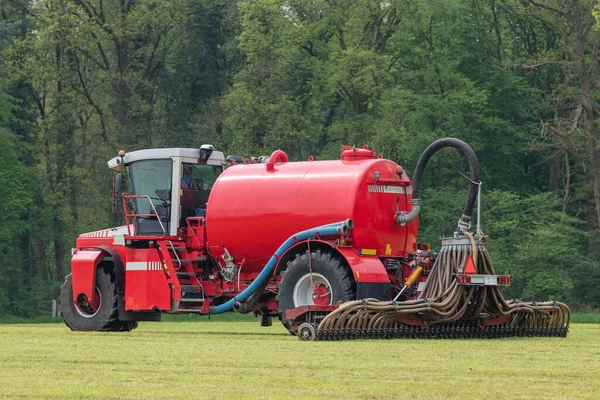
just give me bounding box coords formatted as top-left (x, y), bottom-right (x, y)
top-left (108, 148), bottom-right (225, 169)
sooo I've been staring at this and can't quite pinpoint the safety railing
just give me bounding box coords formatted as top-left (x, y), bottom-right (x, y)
top-left (166, 240), bottom-right (182, 269)
top-left (122, 194), bottom-right (167, 237)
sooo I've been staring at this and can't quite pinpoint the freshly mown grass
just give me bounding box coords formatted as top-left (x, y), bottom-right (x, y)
top-left (3, 311), bottom-right (599, 323)
top-left (0, 320), bottom-right (598, 399)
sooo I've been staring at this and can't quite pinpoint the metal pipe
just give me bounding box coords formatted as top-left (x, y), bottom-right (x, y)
top-left (232, 301), bottom-right (247, 313)
top-left (476, 181), bottom-right (482, 235)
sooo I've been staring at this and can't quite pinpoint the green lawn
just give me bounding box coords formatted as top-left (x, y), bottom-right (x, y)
top-left (0, 320), bottom-right (598, 399)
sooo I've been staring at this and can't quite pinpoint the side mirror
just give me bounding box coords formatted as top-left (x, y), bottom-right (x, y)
top-left (114, 172), bottom-right (122, 193)
top-left (112, 172), bottom-right (123, 213)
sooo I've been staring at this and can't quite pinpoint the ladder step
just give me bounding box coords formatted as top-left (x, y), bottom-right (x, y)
top-left (173, 259), bottom-right (192, 264)
top-left (177, 272), bottom-right (196, 277)
top-left (177, 308), bottom-right (204, 313)
top-left (181, 284), bottom-right (201, 292)
top-left (167, 245), bottom-right (186, 251)
top-left (180, 298), bottom-right (205, 303)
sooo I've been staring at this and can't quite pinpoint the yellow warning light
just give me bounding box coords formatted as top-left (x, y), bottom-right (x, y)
top-left (339, 238), bottom-right (352, 247)
top-left (118, 150), bottom-right (126, 157)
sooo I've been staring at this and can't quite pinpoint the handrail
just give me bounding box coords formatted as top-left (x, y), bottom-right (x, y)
top-left (122, 194), bottom-right (167, 237)
top-left (166, 240), bottom-right (182, 270)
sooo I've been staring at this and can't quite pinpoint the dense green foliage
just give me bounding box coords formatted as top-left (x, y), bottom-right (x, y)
top-left (0, 0), bottom-right (598, 316)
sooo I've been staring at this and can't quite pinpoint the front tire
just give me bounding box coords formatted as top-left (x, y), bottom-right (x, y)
top-left (61, 268), bottom-right (137, 332)
top-left (276, 249), bottom-right (356, 335)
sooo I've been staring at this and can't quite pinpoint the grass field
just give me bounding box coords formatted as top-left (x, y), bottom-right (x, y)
top-left (0, 318), bottom-right (598, 399)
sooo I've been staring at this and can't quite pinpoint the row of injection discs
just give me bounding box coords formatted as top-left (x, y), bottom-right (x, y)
top-left (297, 322), bottom-right (568, 341)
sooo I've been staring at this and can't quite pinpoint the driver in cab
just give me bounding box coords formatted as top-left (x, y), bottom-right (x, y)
top-left (181, 166), bottom-right (197, 189)
top-left (181, 166), bottom-right (205, 217)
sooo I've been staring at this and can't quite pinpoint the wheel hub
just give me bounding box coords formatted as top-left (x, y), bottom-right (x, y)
top-left (298, 323), bottom-right (317, 341)
top-left (312, 283), bottom-right (331, 306)
top-left (293, 273), bottom-right (333, 307)
top-left (74, 290), bottom-right (102, 318)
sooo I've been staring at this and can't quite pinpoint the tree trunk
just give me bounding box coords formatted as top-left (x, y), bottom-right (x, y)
top-left (548, 152), bottom-right (562, 191)
top-left (574, 7), bottom-right (600, 232)
top-left (54, 216), bottom-right (65, 281)
top-left (562, 153), bottom-right (570, 215)
top-left (36, 239), bottom-right (47, 281)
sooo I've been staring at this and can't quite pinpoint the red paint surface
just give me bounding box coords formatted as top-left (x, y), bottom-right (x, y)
top-left (71, 250), bottom-right (104, 302)
top-left (335, 247), bottom-right (390, 283)
top-left (312, 284), bottom-right (331, 306)
top-left (124, 248), bottom-right (171, 311)
top-left (206, 157), bottom-right (418, 274)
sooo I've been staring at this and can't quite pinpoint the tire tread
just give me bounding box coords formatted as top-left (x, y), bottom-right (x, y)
top-left (60, 267), bottom-right (137, 332)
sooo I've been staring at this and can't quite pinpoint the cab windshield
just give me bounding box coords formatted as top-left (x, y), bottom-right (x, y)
top-left (127, 159), bottom-right (173, 235)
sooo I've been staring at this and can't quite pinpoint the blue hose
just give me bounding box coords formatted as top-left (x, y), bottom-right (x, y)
top-left (208, 220), bottom-right (351, 314)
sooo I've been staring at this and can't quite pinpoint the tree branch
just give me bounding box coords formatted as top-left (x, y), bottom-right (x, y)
top-left (71, 50), bottom-right (108, 140)
top-left (72, 0), bottom-right (115, 37)
top-left (522, 0), bottom-right (566, 17)
top-left (143, 23), bottom-right (171, 80)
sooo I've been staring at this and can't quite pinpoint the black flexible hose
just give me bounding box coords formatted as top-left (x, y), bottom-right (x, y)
top-left (233, 279), bottom-right (269, 314)
top-left (396, 138), bottom-right (480, 231)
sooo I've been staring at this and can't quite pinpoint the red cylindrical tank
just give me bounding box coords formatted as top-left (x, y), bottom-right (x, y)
top-left (205, 150), bottom-right (418, 273)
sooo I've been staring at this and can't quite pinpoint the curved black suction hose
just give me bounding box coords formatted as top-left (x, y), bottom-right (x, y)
top-left (396, 138), bottom-right (480, 232)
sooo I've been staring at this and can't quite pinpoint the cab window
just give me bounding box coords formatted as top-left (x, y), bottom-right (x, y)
top-left (181, 164), bottom-right (222, 218)
top-left (181, 164), bottom-right (221, 190)
top-left (127, 159), bottom-right (172, 235)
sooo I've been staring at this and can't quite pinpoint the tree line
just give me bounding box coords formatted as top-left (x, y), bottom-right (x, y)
top-left (0, 0), bottom-right (598, 317)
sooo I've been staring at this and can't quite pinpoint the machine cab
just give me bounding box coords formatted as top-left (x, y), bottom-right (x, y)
top-left (108, 145), bottom-right (225, 237)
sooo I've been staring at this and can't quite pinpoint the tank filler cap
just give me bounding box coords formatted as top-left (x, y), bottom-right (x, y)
top-left (340, 145), bottom-right (376, 161)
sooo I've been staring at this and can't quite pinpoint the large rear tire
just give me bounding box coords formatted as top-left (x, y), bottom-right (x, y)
top-left (61, 267), bottom-right (137, 332)
top-left (276, 249), bottom-right (355, 335)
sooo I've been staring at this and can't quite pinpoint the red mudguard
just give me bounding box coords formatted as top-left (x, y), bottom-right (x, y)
top-left (335, 247), bottom-right (389, 283)
top-left (71, 250), bottom-right (105, 303)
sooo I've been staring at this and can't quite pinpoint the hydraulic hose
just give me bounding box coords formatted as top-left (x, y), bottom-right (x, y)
top-left (396, 138), bottom-right (480, 232)
top-left (316, 236), bottom-right (570, 337)
top-left (208, 219), bottom-right (353, 314)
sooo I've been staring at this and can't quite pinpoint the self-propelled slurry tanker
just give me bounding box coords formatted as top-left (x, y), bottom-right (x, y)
top-left (61, 139), bottom-right (570, 340)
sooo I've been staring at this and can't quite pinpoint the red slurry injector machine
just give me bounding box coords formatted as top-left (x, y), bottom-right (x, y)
top-left (61, 139), bottom-right (570, 340)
